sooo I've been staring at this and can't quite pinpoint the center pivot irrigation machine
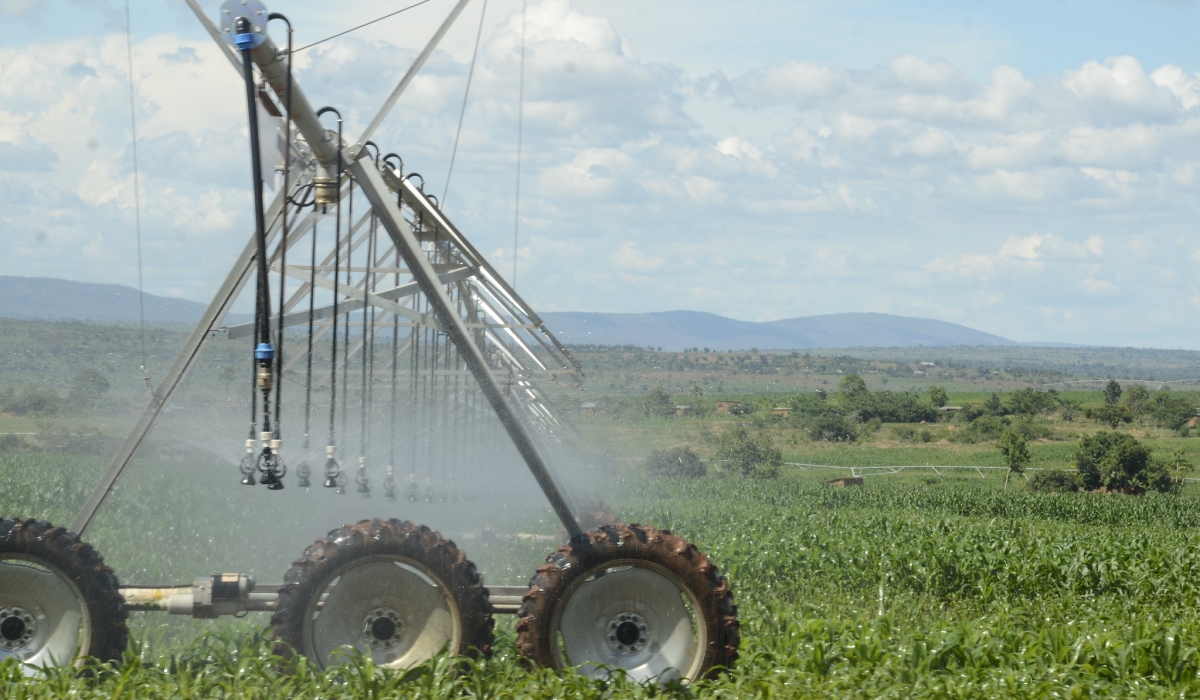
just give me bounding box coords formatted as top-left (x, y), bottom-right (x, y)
top-left (0, 0), bottom-right (738, 682)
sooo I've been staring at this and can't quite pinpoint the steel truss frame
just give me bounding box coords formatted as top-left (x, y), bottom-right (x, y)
top-left (70, 0), bottom-right (585, 541)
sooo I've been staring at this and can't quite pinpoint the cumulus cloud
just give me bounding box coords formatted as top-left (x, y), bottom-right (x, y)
top-left (4, 1), bottom-right (1200, 346)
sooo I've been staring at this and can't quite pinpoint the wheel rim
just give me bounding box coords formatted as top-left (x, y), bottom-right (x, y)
top-left (0, 556), bottom-right (91, 675)
top-left (305, 555), bottom-right (460, 670)
top-left (552, 559), bottom-right (707, 683)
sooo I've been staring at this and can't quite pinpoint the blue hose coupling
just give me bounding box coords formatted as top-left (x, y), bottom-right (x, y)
top-left (255, 343), bottom-right (275, 361)
top-left (235, 32), bottom-right (257, 50)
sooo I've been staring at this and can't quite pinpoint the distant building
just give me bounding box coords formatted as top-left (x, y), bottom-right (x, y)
top-left (714, 401), bottom-right (743, 414)
top-left (674, 405), bottom-right (692, 417)
top-left (579, 402), bottom-right (598, 416)
top-left (913, 370), bottom-right (925, 376)
top-left (939, 406), bottom-right (962, 412)
top-left (772, 406), bottom-right (790, 417)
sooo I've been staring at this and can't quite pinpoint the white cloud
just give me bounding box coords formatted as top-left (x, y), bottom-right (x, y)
top-left (6, 1), bottom-right (1200, 346)
top-left (0, 0), bottom-right (45, 19)
top-left (608, 241), bottom-right (664, 272)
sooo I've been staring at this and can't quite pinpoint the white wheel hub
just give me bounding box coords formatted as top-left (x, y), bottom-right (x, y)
top-left (555, 562), bottom-right (706, 683)
top-left (0, 606), bottom-right (37, 651)
top-left (306, 556), bottom-right (460, 670)
top-left (0, 558), bottom-right (91, 675)
top-left (362, 608), bottom-right (405, 650)
top-left (605, 611), bottom-right (649, 655)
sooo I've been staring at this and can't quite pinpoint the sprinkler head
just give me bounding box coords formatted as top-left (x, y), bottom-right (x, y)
top-left (335, 476), bottom-right (347, 495)
top-left (258, 449), bottom-right (284, 490)
top-left (239, 452), bottom-right (257, 486)
top-left (323, 455), bottom-right (341, 488)
top-left (358, 481), bottom-right (370, 495)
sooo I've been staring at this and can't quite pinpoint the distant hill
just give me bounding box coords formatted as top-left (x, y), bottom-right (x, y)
top-left (540, 310), bottom-right (1020, 350)
top-left (0, 276), bottom-right (210, 323)
top-left (0, 276), bottom-right (1031, 349)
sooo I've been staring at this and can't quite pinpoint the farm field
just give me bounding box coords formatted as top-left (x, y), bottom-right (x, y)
top-left (5, 321), bottom-right (1200, 695)
top-left (8, 438), bottom-right (1200, 695)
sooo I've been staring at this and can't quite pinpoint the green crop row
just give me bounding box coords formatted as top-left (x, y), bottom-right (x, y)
top-left (11, 453), bottom-right (1200, 696)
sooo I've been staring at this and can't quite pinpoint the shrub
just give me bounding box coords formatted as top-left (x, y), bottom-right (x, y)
top-left (646, 446), bottom-right (706, 478)
top-left (962, 415), bottom-right (1006, 442)
top-left (1008, 417), bottom-right (1054, 441)
top-left (790, 393), bottom-right (840, 418)
top-left (809, 415), bottom-right (857, 442)
top-left (0, 385), bottom-right (63, 417)
top-left (1027, 470), bottom-right (1080, 493)
top-left (712, 424), bottom-right (781, 478)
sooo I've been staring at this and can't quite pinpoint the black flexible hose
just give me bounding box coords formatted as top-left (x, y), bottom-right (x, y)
top-left (317, 107), bottom-right (343, 461)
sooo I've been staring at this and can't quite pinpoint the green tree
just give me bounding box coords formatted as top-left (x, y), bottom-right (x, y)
top-left (927, 386), bottom-right (948, 408)
top-left (1086, 404), bottom-right (1133, 428)
top-left (1007, 388), bottom-right (1054, 417)
top-left (1123, 385), bottom-right (1150, 416)
top-left (1148, 392), bottom-right (1197, 431)
top-left (1103, 379), bottom-right (1122, 406)
top-left (838, 374), bottom-right (868, 397)
top-left (984, 393), bottom-right (1002, 414)
top-left (1073, 431), bottom-right (1167, 493)
top-left (68, 368), bottom-right (110, 409)
top-left (998, 429), bottom-right (1030, 490)
top-left (641, 385), bottom-right (674, 417)
top-left (688, 381), bottom-right (709, 416)
top-left (712, 425), bottom-right (781, 478)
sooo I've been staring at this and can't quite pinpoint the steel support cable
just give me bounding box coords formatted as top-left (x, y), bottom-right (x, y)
top-left (292, 0), bottom-right (437, 53)
top-left (442, 0), bottom-right (488, 208)
top-left (122, 0), bottom-right (150, 393)
top-left (512, 0), bottom-right (527, 288)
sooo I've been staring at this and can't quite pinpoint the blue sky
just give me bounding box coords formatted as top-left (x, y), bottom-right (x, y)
top-left (3, 0), bottom-right (1200, 348)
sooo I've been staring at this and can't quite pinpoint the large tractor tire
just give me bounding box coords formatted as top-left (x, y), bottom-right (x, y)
top-left (517, 522), bottom-right (738, 683)
top-left (271, 518), bottom-right (493, 670)
top-left (0, 518), bottom-right (128, 674)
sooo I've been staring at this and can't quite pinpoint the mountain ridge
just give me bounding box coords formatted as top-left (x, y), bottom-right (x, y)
top-left (0, 275), bottom-right (1055, 349)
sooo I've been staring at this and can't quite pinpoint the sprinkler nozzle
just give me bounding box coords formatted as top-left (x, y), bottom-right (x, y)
top-left (323, 446), bottom-right (341, 488)
top-left (239, 448), bottom-right (257, 486)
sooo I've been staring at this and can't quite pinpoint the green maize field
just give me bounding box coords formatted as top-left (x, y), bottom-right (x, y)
top-left (8, 445), bottom-right (1200, 698)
